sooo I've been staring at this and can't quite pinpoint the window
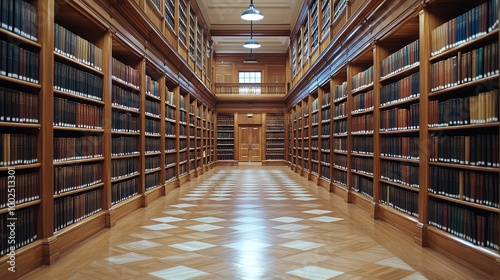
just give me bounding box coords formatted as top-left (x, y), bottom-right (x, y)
top-left (321, 0), bottom-right (331, 38)
top-left (239, 72), bottom-right (262, 94)
top-left (311, 0), bottom-right (319, 50)
top-left (179, 0), bottom-right (188, 46)
top-left (164, 0), bottom-right (175, 30)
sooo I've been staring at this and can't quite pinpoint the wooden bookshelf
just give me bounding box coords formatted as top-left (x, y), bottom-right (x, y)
top-left (0, 0), bottom-right (216, 278)
top-left (216, 113), bottom-right (236, 165)
top-left (287, 0), bottom-right (499, 277)
top-left (263, 113), bottom-right (286, 165)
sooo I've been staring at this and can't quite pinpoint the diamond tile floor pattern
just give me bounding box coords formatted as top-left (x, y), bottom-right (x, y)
top-left (24, 166), bottom-right (483, 279)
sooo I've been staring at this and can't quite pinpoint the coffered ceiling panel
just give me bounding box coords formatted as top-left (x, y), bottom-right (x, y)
top-left (196, 0), bottom-right (306, 54)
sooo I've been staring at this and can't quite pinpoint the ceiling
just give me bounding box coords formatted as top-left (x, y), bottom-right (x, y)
top-left (196, 0), bottom-right (307, 54)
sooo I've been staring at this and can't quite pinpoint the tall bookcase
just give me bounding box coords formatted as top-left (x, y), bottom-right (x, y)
top-left (216, 113), bottom-right (235, 163)
top-left (287, 0), bottom-right (499, 276)
top-left (264, 114), bottom-right (286, 164)
top-left (0, 1), bottom-right (216, 277)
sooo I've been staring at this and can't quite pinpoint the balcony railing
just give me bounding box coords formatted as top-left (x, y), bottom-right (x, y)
top-left (215, 83), bottom-right (287, 95)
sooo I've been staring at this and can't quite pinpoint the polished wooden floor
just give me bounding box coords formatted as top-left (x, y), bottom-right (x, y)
top-left (23, 166), bottom-right (484, 279)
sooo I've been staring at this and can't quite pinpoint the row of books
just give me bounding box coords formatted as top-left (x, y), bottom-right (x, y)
top-left (352, 136), bottom-right (374, 154)
top-left (321, 108), bottom-right (331, 121)
top-left (54, 61), bottom-right (102, 100)
top-left (112, 58), bottom-right (139, 89)
top-left (333, 138), bottom-right (347, 151)
top-left (145, 75), bottom-right (160, 98)
top-left (430, 134), bottom-right (499, 167)
top-left (352, 90), bottom-right (374, 113)
top-left (145, 155), bottom-right (160, 171)
top-left (333, 154), bottom-right (347, 169)
top-left (166, 166), bottom-right (176, 181)
top-left (54, 163), bottom-right (102, 194)
top-left (54, 97), bottom-right (102, 129)
top-left (145, 99), bottom-right (161, 116)
top-left (165, 138), bottom-right (176, 151)
top-left (381, 39), bottom-right (419, 78)
top-left (54, 23), bottom-right (102, 71)
top-left (111, 111), bottom-right (139, 133)
top-left (320, 152), bottom-right (330, 164)
top-left (111, 157), bottom-right (139, 180)
top-left (380, 72), bottom-right (419, 106)
top-left (0, 87), bottom-right (38, 123)
top-left (112, 84), bottom-right (139, 111)
top-left (179, 94), bottom-right (187, 110)
top-left (381, 184), bottom-right (419, 217)
top-left (311, 98), bottom-right (319, 112)
top-left (145, 137), bottom-right (160, 153)
top-left (1, 39), bottom-right (39, 83)
top-left (352, 114), bottom-right (374, 133)
top-left (333, 102), bottom-right (347, 118)
top-left (351, 157), bottom-right (373, 175)
top-left (266, 133), bottom-right (284, 140)
top-left (165, 121), bottom-right (175, 136)
top-left (111, 177), bottom-right (138, 205)
top-left (321, 138), bottom-right (330, 151)
top-left (381, 161), bottom-right (419, 188)
top-left (54, 188), bottom-right (102, 232)
top-left (352, 66), bottom-right (374, 91)
top-left (430, 0), bottom-right (498, 56)
top-left (428, 90), bottom-right (498, 127)
top-left (266, 115), bottom-right (285, 125)
top-left (0, 171), bottom-right (38, 208)
top-left (145, 119), bottom-right (160, 135)
top-left (429, 167), bottom-right (499, 207)
top-left (145, 172), bottom-right (161, 191)
top-left (0, 206), bottom-right (38, 257)
top-left (333, 169), bottom-right (347, 186)
top-left (166, 106), bottom-right (176, 121)
top-left (430, 41), bottom-right (498, 91)
top-left (216, 132), bottom-right (234, 139)
top-left (0, 133), bottom-right (37, 166)
top-left (321, 165), bottom-right (331, 179)
top-left (322, 92), bottom-right (331, 107)
top-left (428, 199), bottom-right (499, 250)
top-left (0, 0), bottom-right (38, 42)
top-left (165, 153), bottom-right (176, 165)
top-left (217, 115), bottom-right (234, 126)
top-left (333, 81), bottom-right (348, 101)
top-left (380, 104), bottom-right (420, 131)
top-left (217, 154), bottom-right (234, 160)
top-left (381, 136), bottom-right (419, 160)
top-left (310, 113), bottom-right (319, 125)
top-left (333, 119), bottom-right (348, 135)
top-left (459, 41), bottom-right (499, 83)
top-left (54, 136), bottom-right (103, 162)
top-left (352, 175), bottom-right (373, 198)
top-left (112, 136), bottom-right (139, 156)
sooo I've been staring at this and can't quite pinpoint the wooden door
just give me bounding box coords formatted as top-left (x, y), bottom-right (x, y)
top-left (239, 126), bottom-right (261, 161)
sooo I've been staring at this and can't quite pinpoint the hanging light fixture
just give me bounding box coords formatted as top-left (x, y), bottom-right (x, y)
top-left (241, 0), bottom-right (264, 21)
top-left (243, 21), bottom-right (260, 49)
top-left (244, 48), bottom-right (257, 63)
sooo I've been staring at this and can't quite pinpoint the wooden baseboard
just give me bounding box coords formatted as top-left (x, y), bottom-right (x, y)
top-left (262, 160), bottom-right (286, 166)
top-left (0, 240), bottom-right (43, 279)
top-left (216, 160), bottom-right (238, 166)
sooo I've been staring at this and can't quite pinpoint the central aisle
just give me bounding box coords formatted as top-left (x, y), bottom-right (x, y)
top-left (24, 166), bottom-right (481, 279)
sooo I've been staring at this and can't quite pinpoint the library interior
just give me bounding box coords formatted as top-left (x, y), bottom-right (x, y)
top-left (0, 0), bottom-right (499, 279)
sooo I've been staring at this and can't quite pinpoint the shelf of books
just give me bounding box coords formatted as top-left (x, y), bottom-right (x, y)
top-left (422, 0), bottom-right (499, 274)
top-left (310, 95), bottom-right (320, 183)
top-left (263, 113), bottom-right (286, 165)
top-left (302, 99), bottom-right (311, 175)
top-left (331, 72), bottom-right (349, 199)
top-left (188, 99), bottom-right (196, 175)
top-left (376, 16), bottom-right (421, 234)
top-left (0, 0), bottom-right (42, 270)
top-left (143, 68), bottom-right (164, 203)
top-left (349, 52), bottom-right (376, 212)
top-left (291, 106), bottom-right (301, 170)
top-left (165, 86), bottom-right (178, 187)
top-left (287, 112), bottom-right (293, 166)
top-left (319, 81), bottom-right (332, 189)
top-left (178, 91), bottom-right (189, 182)
top-left (216, 113), bottom-right (236, 165)
top-left (195, 103), bottom-right (203, 173)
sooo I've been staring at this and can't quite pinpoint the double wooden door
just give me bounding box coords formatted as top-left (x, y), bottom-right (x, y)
top-left (238, 126), bottom-right (261, 162)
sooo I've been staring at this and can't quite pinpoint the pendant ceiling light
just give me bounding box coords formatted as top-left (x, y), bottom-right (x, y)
top-left (241, 0), bottom-right (264, 21)
top-left (243, 21), bottom-right (261, 49)
top-left (244, 48), bottom-right (257, 63)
